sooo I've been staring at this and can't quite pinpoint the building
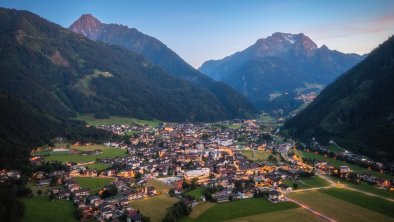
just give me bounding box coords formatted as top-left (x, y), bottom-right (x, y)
top-left (184, 168), bottom-right (210, 183)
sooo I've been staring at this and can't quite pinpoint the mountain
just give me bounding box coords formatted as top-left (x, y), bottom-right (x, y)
top-left (0, 91), bottom-right (64, 169)
top-left (0, 91), bottom-right (113, 170)
top-left (0, 8), bottom-right (255, 122)
top-left (69, 14), bottom-right (257, 118)
top-left (199, 32), bottom-right (365, 113)
top-left (284, 36), bottom-right (394, 162)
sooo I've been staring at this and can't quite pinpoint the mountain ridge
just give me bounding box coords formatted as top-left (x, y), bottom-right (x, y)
top-left (199, 32), bottom-right (365, 113)
top-left (69, 14), bottom-right (258, 117)
top-left (0, 8), bottom-right (255, 122)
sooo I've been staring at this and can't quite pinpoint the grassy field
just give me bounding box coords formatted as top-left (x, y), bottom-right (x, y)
top-left (327, 144), bottom-right (345, 153)
top-left (188, 202), bottom-right (216, 219)
top-left (69, 144), bottom-right (108, 151)
top-left (240, 150), bottom-right (281, 162)
top-left (283, 176), bottom-right (330, 189)
top-left (283, 179), bottom-right (309, 189)
top-left (186, 187), bottom-right (205, 199)
top-left (75, 114), bottom-right (161, 127)
top-left (182, 198), bottom-right (298, 222)
top-left (147, 179), bottom-right (172, 194)
top-left (223, 208), bottom-right (324, 222)
top-left (259, 113), bottom-right (276, 125)
top-left (21, 196), bottom-right (77, 222)
top-left (26, 182), bottom-right (65, 197)
top-left (84, 162), bottom-right (111, 170)
top-left (130, 179), bottom-right (178, 222)
top-left (320, 188), bottom-right (394, 217)
top-left (45, 147), bottom-right (127, 163)
top-left (125, 130), bottom-right (141, 136)
top-left (301, 176), bottom-right (330, 187)
top-left (222, 123), bottom-right (241, 129)
top-left (288, 190), bottom-right (393, 222)
top-left (74, 177), bottom-right (114, 192)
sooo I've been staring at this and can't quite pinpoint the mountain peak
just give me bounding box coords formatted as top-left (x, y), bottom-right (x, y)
top-left (69, 14), bottom-right (102, 40)
top-left (252, 32), bottom-right (317, 57)
top-left (269, 32), bottom-right (317, 50)
top-left (73, 14), bottom-right (102, 26)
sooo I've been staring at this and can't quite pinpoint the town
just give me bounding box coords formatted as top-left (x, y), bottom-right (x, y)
top-left (2, 117), bottom-right (393, 222)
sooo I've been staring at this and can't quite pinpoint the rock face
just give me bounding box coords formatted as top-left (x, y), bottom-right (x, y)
top-left (70, 14), bottom-right (258, 118)
top-left (69, 14), bottom-right (102, 40)
top-left (199, 32), bottom-right (365, 113)
top-left (284, 35), bottom-right (394, 162)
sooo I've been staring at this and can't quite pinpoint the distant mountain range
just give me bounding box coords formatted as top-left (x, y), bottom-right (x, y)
top-left (284, 35), bottom-right (394, 162)
top-left (199, 33), bottom-right (365, 114)
top-left (69, 14), bottom-right (257, 119)
top-left (0, 8), bottom-right (256, 122)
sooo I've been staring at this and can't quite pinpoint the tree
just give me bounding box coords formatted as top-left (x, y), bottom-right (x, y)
top-left (191, 179), bottom-right (198, 189)
top-left (268, 154), bottom-right (277, 162)
top-left (233, 180), bottom-right (243, 193)
top-left (135, 172), bottom-right (143, 180)
top-left (201, 134), bottom-right (209, 140)
top-left (182, 181), bottom-right (190, 190)
top-left (168, 189), bottom-right (175, 197)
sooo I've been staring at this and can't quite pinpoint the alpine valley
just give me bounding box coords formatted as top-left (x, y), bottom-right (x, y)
top-left (0, 4), bottom-right (394, 222)
top-left (284, 36), bottom-right (394, 162)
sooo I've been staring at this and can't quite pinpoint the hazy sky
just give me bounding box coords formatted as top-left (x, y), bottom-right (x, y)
top-left (2, 0), bottom-right (394, 67)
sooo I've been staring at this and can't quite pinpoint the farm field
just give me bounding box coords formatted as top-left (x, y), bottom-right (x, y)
top-left (320, 188), bottom-right (394, 217)
top-left (74, 177), bottom-right (114, 192)
top-left (240, 150), bottom-right (281, 162)
top-left (182, 198), bottom-right (298, 222)
top-left (75, 115), bottom-right (161, 127)
top-left (45, 147), bottom-right (127, 163)
top-left (283, 176), bottom-right (330, 189)
top-left (188, 202), bottom-right (216, 219)
top-left (130, 179), bottom-right (178, 222)
top-left (288, 190), bottom-right (393, 222)
top-left (21, 196), bottom-right (77, 222)
top-left (223, 208), bottom-right (324, 222)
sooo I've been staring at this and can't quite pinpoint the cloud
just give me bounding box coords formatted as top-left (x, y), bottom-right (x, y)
top-left (306, 14), bottom-right (394, 40)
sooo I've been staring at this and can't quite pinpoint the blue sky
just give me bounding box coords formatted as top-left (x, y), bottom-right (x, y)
top-left (1, 0), bottom-right (394, 67)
